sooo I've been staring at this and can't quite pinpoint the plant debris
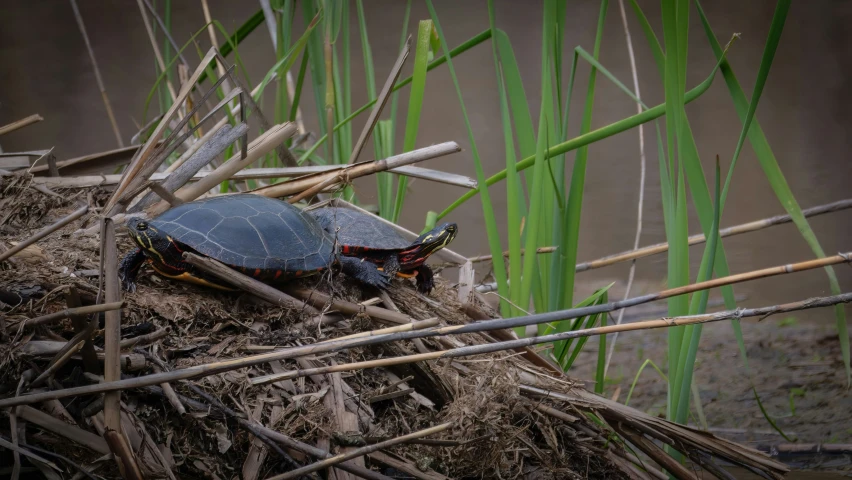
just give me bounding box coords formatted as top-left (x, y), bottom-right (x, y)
top-left (0, 174), bottom-right (791, 480)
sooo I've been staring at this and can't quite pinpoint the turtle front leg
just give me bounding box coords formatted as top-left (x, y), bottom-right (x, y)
top-left (338, 256), bottom-right (390, 290)
top-left (119, 248), bottom-right (146, 293)
top-left (382, 254), bottom-right (401, 278)
top-left (414, 264), bottom-right (435, 294)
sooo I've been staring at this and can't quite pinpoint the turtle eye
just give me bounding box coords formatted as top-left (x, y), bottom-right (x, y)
top-left (136, 222), bottom-right (149, 231)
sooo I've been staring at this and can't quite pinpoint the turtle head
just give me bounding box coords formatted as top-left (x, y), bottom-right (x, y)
top-left (125, 216), bottom-right (176, 263)
top-left (399, 223), bottom-right (458, 267)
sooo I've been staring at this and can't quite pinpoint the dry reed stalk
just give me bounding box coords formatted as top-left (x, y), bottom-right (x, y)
top-left (288, 287), bottom-right (413, 325)
top-left (30, 338), bottom-right (84, 388)
top-left (252, 318), bottom-right (438, 386)
top-left (69, 0), bottom-right (124, 147)
top-left (200, 0), bottom-right (230, 85)
top-left (8, 301), bottom-right (123, 331)
top-left (104, 47), bottom-right (217, 214)
top-left (0, 114), bottom-right (43, 136)
top-left (522, 385), bottom-right (788, 479)
top-left (365, 452), bottom-right (449, 480)
top-left (251, 141), bottom-right (461, 198)
top-left (28, 144), bottom-right (143, 174)
top-left (154, 122), bottom-right (296, 212)
top-left (470, 197), bottom-right (852, 267)
top-left (213, 51), bottom-right (298, 167)
top-left (613, 425), bottom-right (698, 480)
top-left (163, 120), bottom-right (221, 174)
top-left (13, 406), bottom-right (109, 454)
top-left (100, 219), bottom-right (121, 431)
top-left (263, 292), bottom-right (852, 381)
top-left (249, 426), bottom-right (393, 480)
top-left (182, 250), bottom-right (409, 324)
top-left (265, 423), bottom-right (453, 480)
top-left (100, 218), bottom-right (143, 479)
top-left (134, 0), bottom-right (178, 102)
top-left (0, 204), bottom-right (89, 263)
top-left (180, 252), bottom-right (314, 311)
top-left (347, 36), bottom-right (411, 165)
top-left (30, 163), bottom-right (477, 190)
top-left (118, 327), bottom-right (169, 349)
top-left (3, 254), bottom-right (851, 409)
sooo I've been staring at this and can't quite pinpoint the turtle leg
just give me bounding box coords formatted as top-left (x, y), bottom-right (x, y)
top-left (338, 256), bottom-right (390, 290)
top-left (382, 254), bottom-right (401, 278)
top-left (414, 264), bottom-right (435, 294)
top-left (119, 248), bottom-right (146, 292)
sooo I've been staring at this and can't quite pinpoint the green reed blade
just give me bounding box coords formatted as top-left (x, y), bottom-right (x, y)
top-left (696, 0), bottom-right (848, 385)
top-left (391, 20), bottom-right (432, 223)
top-left (425, 0), bottom-right (507, 325)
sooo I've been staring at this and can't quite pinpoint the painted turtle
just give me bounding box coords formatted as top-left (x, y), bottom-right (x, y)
top-left (309, 207), bottom-right (457, 294)
top-left (118, 194), bottom-right (390, 292)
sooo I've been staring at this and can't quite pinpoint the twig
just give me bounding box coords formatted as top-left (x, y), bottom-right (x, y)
top-left (251, 141), bottom-right (461, 199)
top-left (366, 451), bottom-right (449, 480)
top-left (30, 338), bottom-right (85, 388)
top-left (575, 198), bottom-right (852, 274)
top-left (0, 435), bottom-right (60, 473)
top-left (104, 47), bottom-right (218, 214)
top-left (251, 425), bottom-right (394, 480)
top-left (181, 250), bottom-right (410, 324)
top-left (288, 288), bottom-right (413, 326)
top-left (0, 114), bottom-right (43, 136)
top-left (347, 36), bottom-right (411, 164)
top-left (2, 255), bottom-right (851, 408)
top-left (605, 0), bottom-right (648, 379)
top-left (155, 122), bottom-right (296, 213)
top-left (30, 163), bottom-right (477, 190)
top-left (264, 423), bottom-right (453, 480)
top-left (134, 0), bottom-right (177, 102)
top-left (217, 291), bottom-right (852, 382)
top-left (468, 246), bottom-right (557, 264)
top-left (8, 301), bottom-right (123, 331)
top-left (119, 327), bottom-right (169, 349)
top-left (613, 425), bottom-right (698, 480)
top-left (100, 218), bottom-right (142, 479)
top-left (12, 406), bottom-right (109, 454)
top-left (0, 204), bottom-right (88, 263)
top-left (69, 0), bottom-right (124, 147)
top-left (180, 252), bottom-right (314, 311)
top-left (473, 197), bottom-right (852, 284)
top-left (148, 182), bottom-right (184, 207)
top-left (131, 122), bottom-right (248, 212)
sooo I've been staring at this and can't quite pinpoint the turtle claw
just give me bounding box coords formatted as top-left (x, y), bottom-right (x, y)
top-left (119, 248), bottom-right (145, 293)
top-left (339, 256), bottom-right (391, 290)
top-left (415, 265), bottom-right (435, 294)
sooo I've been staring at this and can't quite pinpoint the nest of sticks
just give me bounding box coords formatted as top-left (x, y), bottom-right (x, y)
top-left (0, 48), bottom-right (794, 480)
top-left (0, 173), bottom-right (792, 480)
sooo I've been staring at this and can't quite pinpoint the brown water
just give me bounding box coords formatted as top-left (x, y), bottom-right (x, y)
top-left (1, 1), bottom-right (851, 477)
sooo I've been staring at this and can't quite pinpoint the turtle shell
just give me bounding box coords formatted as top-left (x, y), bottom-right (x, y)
top-left (149, 194), bottom-right (334, 277)
top-left (310, 207), bottom-right (409, 252)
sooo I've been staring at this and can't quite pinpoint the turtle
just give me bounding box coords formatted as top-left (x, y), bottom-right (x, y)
top-left (118, 194), bottom-right (390, 292)
top-left (308, 206), bottom-right (458, 294)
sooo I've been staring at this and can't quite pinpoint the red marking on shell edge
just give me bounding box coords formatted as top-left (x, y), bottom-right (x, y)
top-left (254, 268), bottom-right (261, 277)
top-left (274, 270), bottom-right (282, 280)
top-left (295, 270), bottom-right (303, 277)
top-left (342, 245), bottom-right (350, 254)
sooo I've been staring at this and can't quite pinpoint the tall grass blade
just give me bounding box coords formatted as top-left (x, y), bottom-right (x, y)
top-left (425, 0), bottom-right (507, 319)
top-left (489, 5), bottom-right (522, 317)
top-left (555, 0), bottom-right (607, 315)
top-left (436, 62), bottom-right (721, 220)
top-left (695, 0), bottom-right (849, 385)
top-left (391, 21), bottom-right (431, 223)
